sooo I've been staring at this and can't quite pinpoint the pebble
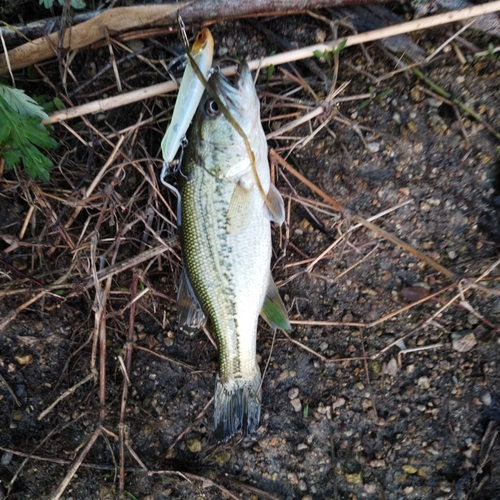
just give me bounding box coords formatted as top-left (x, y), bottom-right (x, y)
top-left (288, 387), bottom-right (299, 400)
top-left (417, 376), bottom-right (430, 389)
top-left (298, 480), bottom-right (308, 491)
top-left (364, 483), bottom-right (377, 493)
top-left (344, 472), bottom-right (363, 484)
top-left (367, 142), bottom-right (380, 153)
top-left (402, 465), bottom-right (418, 474)
top-left (1, 452), bottom-right (13, 466)
top-left (451, 331), bottom-right (477, 352)
top-left (15, 354), bottom-right (33, 365)
top-left (186, 438), bottom-right (202, 453)
top-left (291, 398), bottom-right (302, 412)
top-left (287, 472), bottom-right (299, 485)
top-left (384, 358), bottom-right (398, 376)
top-left (481, 392), bottom-right (492, 406)
top-left (297, 443), bottom-right (308, 451)
top-left (213, 451), bottom-right (231, 466)
top-left (331, 397), bottom-right (345, 410)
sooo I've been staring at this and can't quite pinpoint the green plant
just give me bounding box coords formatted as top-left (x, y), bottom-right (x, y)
top-left (487, 43), bottom-right (499, 62)
top-left (0, 84), bottom-right (58, 181)
top-left (360, 85), bottom-right (393, 110)
top-left (313, 39), bottom-right (347, 65)
top-left (39, 0), bottom-right (86, 9)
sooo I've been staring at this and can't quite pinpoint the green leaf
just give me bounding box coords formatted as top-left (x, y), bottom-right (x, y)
top-left (359, 98), bottom-right (372, 110)
top-left (40, 0), bottom-right (86, 9)
top-left (53, 97), bottom-right (65, 110)
top-left (0, 84), bottom-right (50, 121)
top-left (376, 88), bottom-right (393, 102)
top-left (266, 64), bottom-right (275, 82)
top-left (0, 91), bottom-right (57, 181)
top-left (332, 39), bottom-right (347, 56)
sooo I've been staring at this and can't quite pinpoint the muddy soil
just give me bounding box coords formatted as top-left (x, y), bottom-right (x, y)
top-left (1, 2), bottom-right (500, 499)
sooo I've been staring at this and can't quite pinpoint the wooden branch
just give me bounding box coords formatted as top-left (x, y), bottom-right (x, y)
top-left (0, 3), bottom-right (185, 74)
top-left (46, 0), bottom-right (500, 125)
top-left (0, 0), bottom-right (382, 75)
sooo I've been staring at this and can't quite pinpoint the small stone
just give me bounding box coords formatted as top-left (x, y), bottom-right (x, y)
top-left (402, 465), bottom-right (418, 474)
top-left (420, 202), bottom-right (431, 212)
top-left (417, 376), bottom-right (430, 389)
top-left (332, 397), bottom-right (345, 410)
top-left (369, 459), bottom-right (385, 468)
top-left (15, 354), bottom-right (33, 365)
top-left (213, 451), bottom-right (231, 465)
top-left (342, 312), bottom-right (353, 323)
top-left (404, 486), bottom-right (414, 494)
top-left (481, 392), bottom-right (492, 406)
top-left (186, 438), bottom-right (202, 453)
top-left (383, 358), bottom-right (398, 376)
top-left (467, 313), bottom-right (479, 326)
top-left (418, 466), bottom-right (431, 478)
top-left (298, 480), bottom-right (308, 491)
top-left (1, 452), bottom-right (13, 466)
top-left (291, 398), bottom-right (302, 412)
top-left (288, 387), bottom-right (299, 400)
top-left (370, 360), bottom-right (382, 375)
top-left (287, 472), bottom-right (299, 485)
top-left (367, 142), bottom-right (380, 153)
top-left (451, 331), bottom-right (477, 352)
top-left (364, 483), bottom-right (377, 493)
top-left (297, 443), bottom-right (308, 451)
top-left (344, 472), bottom-right (363, 484)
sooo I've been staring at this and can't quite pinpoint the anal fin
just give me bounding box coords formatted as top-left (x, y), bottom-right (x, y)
top-left (261, 275), bottom-right (291, 332)
top-left (177, 266), bottom-right (206, 336)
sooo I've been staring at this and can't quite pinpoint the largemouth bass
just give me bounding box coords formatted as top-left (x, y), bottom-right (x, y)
top-left (178, 63), bottom-right (291, 441)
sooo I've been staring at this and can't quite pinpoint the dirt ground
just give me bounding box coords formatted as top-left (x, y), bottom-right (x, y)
top-left (1, 2), bottom-right (500, 499)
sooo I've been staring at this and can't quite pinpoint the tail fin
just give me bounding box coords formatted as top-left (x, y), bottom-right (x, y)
top-left (214, 371), bottom-right (262, 442)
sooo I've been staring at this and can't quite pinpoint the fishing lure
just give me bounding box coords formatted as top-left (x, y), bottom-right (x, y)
top-left (160, 26), bottom-right (214, 185)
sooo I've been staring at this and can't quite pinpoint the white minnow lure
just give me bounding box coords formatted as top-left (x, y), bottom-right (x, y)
top-left (161, 28), bottom-right (214, 172)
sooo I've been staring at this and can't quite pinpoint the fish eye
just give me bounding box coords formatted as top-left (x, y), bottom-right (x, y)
top-left (196, 32), bottom-right (205, 42)
top-left (205, 99), bottom-right (220, 118)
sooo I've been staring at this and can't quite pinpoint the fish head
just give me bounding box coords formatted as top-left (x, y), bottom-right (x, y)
top-left (190, 63), bottom-right (265, 180)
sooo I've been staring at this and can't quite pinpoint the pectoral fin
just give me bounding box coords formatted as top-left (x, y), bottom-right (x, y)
top-left (265, 184), bottom-right (285, 225)
top-left (261, 275), bottom-right (291, 332)
top-left (177, 266), bottom-right (206, 336)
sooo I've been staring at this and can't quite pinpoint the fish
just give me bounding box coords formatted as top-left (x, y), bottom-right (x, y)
top-left (161, 28), bottom-right (214, 170)
top-left (177, 63), bottom-right (291, 441)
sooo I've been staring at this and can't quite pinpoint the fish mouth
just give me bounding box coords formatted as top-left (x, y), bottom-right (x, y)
top-left (208, 63), bottom-right (252, 107)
